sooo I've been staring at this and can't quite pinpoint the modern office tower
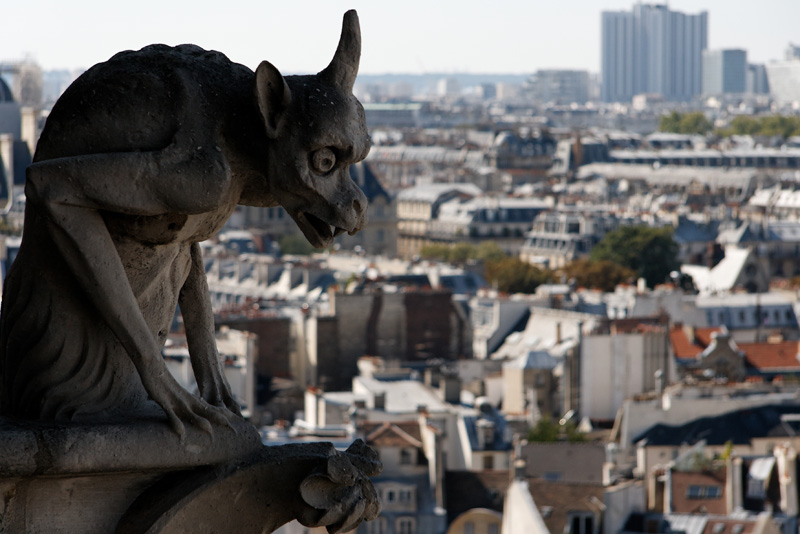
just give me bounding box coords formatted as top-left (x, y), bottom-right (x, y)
top-left (527, 69), bottom-right (590, 104)
top-left (702, 49), bottom-right (747, 95)
top-left (747, 64), bottom-right (770, 95)
top-left (601, 4), bottom-right (708, 102)
top-left (765, 62), bottom-right (800, 106)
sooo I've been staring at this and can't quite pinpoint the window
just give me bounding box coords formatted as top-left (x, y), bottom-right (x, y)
top-left (747, 478), bottom-right (765, 499)
top-left (365, 518), bottom-right (387, 534)
top-left (386, 490), bottom-right (396, 503)
top-left (568, 512), bottom-right (594, 534)
top-left (686, 485), bottom-right (723, 499)
top-left (483, 455), bottom-right (495, 470)
top-left (544, 471), bottom-right (563, 482)
top-left (400, 449), bottom-right (412, 465)
top-left (488, 523), bottom-right (500, 534)
top-left (464, 522), bottom-right (475, 534)
top-left (397, 517), bottom-right (415, 534)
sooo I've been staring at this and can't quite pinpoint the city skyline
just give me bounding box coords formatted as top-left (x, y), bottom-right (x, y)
top-left (2, 0), bottom-right (799, 75)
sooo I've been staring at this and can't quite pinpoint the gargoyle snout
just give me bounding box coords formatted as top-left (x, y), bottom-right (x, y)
top-left (344, 186), bottom-right (368, 236)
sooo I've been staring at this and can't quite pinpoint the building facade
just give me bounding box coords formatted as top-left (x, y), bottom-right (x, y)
top-left (602, 4), bottom-right (708, 102)
top-left (702, 49), bottom-right (747, 95)
top-left (526, 70), bottom-right (590, 105)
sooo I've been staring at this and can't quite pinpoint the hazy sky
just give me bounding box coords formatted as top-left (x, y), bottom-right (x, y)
top-left (3, 0), bottom-right (799, 75)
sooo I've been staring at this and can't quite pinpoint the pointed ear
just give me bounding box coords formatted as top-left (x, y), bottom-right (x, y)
top-left (255, 60), bottom-right (292, 138)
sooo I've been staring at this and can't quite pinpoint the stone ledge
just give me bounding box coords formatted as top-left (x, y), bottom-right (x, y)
top-left (0, 415), bottom-right (262, 477)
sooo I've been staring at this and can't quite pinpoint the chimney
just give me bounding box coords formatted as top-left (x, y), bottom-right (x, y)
top-left (475, 419), bottom-right (495, 450)
top-left (555, 322), bottom-right (562, 344)
top-left (775, 443), bottom-right (799, 516)
top-left (440, 375), bottom-right (461, 404)
top-left (726, 456), bottom-right (743, 514)
top-left (0, 134), bottom-right (13, 212)
top-left (20, 106), bottom-right (38, 156)
top-left (372, 391), bottom-right (386, 411)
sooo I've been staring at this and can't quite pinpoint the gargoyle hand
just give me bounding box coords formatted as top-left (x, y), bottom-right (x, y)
top-left (296, 440), bottom-right (382, 534)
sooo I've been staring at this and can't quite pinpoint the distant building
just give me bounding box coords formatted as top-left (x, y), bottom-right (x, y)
top-left (747, 63), bottom-right (770, 95)
top-left (429, 196), bottom-right (552, 255)
top-left (237, 161), bottom-right (395, 256)
top-left (363, 102), bottom-right (423, 128)
top-left (765, 44), bottom-right (800, 105)
top-left (527, 70), bottom-right (590, 105)
top-left (765, 58), bottom-right (800, 106)
top-left (702, 49), bottom-right (747, 95)
top-left (437, 77), bottom-right (461, 97)
top-left (396, 182), bottom-right (482, 259)
top-left (601, 4), bottom-right (708, 102)
top-left (520, 212), bottom-right (627, 269)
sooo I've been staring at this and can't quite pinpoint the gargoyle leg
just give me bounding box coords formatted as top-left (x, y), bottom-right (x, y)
top-left (179, 242), bottom-right (241, 414)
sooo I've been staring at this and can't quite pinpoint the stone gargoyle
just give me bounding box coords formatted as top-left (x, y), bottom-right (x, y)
top-left (0, 9), bottom-right (380, 534)
top-left (1, 11), bottom-right (368, 434)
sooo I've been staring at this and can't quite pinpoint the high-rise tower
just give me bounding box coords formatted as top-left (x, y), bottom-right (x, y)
top-left (601, 4), bottom-right (708, 103)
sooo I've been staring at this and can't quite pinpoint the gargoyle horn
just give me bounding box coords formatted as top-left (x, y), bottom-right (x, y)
top-left (319, 10), bottom-right (361, 93)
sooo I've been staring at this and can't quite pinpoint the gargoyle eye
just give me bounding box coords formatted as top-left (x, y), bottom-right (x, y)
top-left (311, 148), bottom-right (337, 174)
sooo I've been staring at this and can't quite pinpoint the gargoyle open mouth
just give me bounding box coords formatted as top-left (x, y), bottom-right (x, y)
top-left (302, 212), bottom-right (347, 248)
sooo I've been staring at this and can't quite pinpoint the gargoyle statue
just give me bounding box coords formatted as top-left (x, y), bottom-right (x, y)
top-left (0, 10), bottom-right (370, 438)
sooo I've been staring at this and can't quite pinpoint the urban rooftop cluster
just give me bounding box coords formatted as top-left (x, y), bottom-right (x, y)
top-left (4, 3), bottom-right (800, 534)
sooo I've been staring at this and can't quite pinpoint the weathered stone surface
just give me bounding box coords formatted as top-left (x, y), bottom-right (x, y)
top-left (0, 10), bottom-right (380, 534)
top-left (0, 10), bottom-right (369, 440)
top-left (117, 440), bottom-right (381, 534)
top-left (0, 416), bottom-right (262, 477)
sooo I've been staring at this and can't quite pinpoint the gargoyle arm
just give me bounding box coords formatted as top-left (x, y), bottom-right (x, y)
top-left (179, 242), bottom-right (241, 414)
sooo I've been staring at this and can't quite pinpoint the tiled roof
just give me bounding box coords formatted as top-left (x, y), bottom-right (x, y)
top-left (526, 479), bottom-right (606, 534)
top-left (444, 470), bottom-right (510, 523)
top-left (739, 340), bottom-right (800, 370)
top-left (670, 327), bottom-right (703, 358)
top-left (669, 326), bottom-right (724, 359)
top-left (634, 404), bottom-right (800, 446)
top-left (364, 421), bottom-right (423, 448)
top-left (694, 328), bottom-right (723, 347)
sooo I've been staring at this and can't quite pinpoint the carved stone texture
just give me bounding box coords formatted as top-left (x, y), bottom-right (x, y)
top-left (116, 440), bottom-right (382, 534)
top-left (0, 10), bottom-right (370, 439)
top-left (0, 416), bottom-right (382, 534)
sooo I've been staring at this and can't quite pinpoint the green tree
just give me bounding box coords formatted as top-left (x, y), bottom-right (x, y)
top-left (449, 242), bottom-right (478, 264)
top-left (563, 258), bottom-right (636, 292)
top-left (475, 241), bottom-right (507, 262)
top-left (590, 226), bottom-right (679, 288)
top-left (659, 111), bottom-right (712, 135)
top-left (527, 417), bottom-right (560, 442)
top-left (678, 112), bottom-right (712, 135)
top-left (659, 111), bottom-right (682, 133)
top-left (484, 257), bottom-right (552, 294)
top-left (419, 243), bottom-right (454, 261)
top-left (279, 234), bottom-right (316, 256)
top-left (716, 115), bottom-right (800, 139)
top-left (564, 421), bottom-right (586, 443)
top-left (729, 115), bottom-right (761, 135)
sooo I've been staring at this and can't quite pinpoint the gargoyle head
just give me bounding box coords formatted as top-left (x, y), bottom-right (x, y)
top-left (256, 10), bottom-right (371, 249)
